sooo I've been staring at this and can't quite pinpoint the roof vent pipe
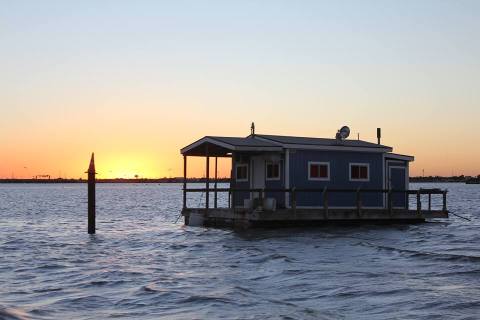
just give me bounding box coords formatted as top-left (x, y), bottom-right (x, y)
top-left (377, 128), bottom-right (381, 145)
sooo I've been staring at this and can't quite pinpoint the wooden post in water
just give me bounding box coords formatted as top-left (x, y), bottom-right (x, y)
top-left (86, 153), bottom-right (96, 234)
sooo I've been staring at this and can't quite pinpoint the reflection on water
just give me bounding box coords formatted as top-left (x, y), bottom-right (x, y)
top-left (0, 183), bottom-right (479, 319)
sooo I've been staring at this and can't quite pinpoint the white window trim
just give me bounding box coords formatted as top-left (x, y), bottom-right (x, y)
top-left (235, 163), bottom-right (248, 182)
top-left (265, 161), bottom-right (281, 181)
top-left (308, 161), bottom-right (330, 181)
top-left (349, 163), bottom-right (370, 182)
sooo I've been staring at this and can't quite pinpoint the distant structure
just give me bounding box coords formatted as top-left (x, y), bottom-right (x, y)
top-left (34, 175), bottom-right (51, 180)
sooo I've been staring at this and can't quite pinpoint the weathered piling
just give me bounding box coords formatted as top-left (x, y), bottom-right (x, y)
top-left (86, 153), bottom-right (96, 234)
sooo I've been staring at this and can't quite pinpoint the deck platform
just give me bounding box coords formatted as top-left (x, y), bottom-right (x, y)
top-left (182, 208), bottom-right (449, 229)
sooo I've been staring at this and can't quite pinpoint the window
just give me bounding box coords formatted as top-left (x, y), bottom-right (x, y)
top-left (236, 164), bottom-right (248, 182)
top-left (266, 162), bottom-right (280, 180)
top-left (350, 163), bottom-right (369, 181)
top-left (308, 162), bottom-right (330, 181)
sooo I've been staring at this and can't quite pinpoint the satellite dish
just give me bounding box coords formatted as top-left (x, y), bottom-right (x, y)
top-left (335, 126), bottom-right (350, 140)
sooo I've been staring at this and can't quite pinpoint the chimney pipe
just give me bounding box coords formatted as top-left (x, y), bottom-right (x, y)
top-left (377, 128), bottom-right (381, 145)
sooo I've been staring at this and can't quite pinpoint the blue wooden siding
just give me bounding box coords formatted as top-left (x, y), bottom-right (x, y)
top-left (289, 150), bottom-right (384, 207)
top-left (232, 154), bottom-right (251, 207)
top-left (231, 151), bottom-right (410, 209)
top-left (264, 160), bottom-right (285, 208)
top-left (232, 154), bottom-right (286, 208)
top-left (390, 167), bottom-right (407, 208)
top-left (386, 160), bottom-right (407, 168)
top-left (386, 159), bottom-right (408, 208)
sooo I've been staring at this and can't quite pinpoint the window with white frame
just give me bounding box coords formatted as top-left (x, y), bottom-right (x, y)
top-left (350, 163), bottom-right (369, 181)
top-left (308, 162), bottom-right (330, 180)
top-left (266, 162), bottom-right (280, 180)
top-left (236, 164), bottom-right (248, 182)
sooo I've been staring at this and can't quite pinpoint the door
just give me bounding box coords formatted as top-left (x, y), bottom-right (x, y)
top-left (389, 167), bottom-right (407, 208)
top-left (251, 156), bottom-right (265, 199)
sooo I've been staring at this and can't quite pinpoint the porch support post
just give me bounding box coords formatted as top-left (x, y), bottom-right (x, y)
top-left (416, 190), bottom-right (421, 215)
top-left (231, 153), bottom-right (236, 210)
top-left (205, 145), bottom-right (210, 211)
top-left (183, 155), bottom-right (187, 209)
top-left (428, 193), bottom-right (432, 212)
top-left (406, 191), bottom-right (409, 210)
top-left (443, 190), bottom-right (447, 212)
top-left (214, 157), bottom-right (218, 209)
top-left (285, 149), bottom-right (290, 208)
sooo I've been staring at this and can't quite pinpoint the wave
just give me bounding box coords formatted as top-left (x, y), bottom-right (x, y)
top-left (360, 241), bottom-right (480, 262)
top-left (0, 306), bottom-right (30, 320)
top-left (180, 295), bottom-right (234, 305)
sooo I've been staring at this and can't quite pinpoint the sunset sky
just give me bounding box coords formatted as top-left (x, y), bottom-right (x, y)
top-left (1, 1), bottom-right (479, 178)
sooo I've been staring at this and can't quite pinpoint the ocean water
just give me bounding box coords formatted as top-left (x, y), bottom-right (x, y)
top-left (0, 182), bottom-right (479, 320)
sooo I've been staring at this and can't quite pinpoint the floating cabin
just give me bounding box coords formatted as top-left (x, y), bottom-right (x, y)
top-left (180, 127), bottom-right (448, 228)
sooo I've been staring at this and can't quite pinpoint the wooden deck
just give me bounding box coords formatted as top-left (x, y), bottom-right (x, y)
top-left (182, 207), bottom-right (449, 228)
top-left (181, 187), bottom-right (449, 229)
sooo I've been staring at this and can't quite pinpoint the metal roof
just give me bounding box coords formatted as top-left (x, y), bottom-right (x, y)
top-left (254, 134), bottom-right (391, 149)
top-left (208, 136), bottom-right (280, 148)
top-left (181, 133), bottom-right (395, 155)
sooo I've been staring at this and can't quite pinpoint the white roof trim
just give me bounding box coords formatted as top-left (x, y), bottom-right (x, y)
top-left (281, 143), bottom-right (392, 153)
top-left (252, 135), bottom-right (392, 152)
top-left (385, 153), bottom-right (414, 161)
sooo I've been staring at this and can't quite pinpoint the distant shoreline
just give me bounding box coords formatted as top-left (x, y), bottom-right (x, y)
top-left (0, 176), bottom-right (477, 183)
top-left (0, 178), bottom-right (231, 184)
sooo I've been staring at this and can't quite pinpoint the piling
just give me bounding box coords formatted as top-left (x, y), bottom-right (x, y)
top-left (86, 153), bottom-right (96, 234)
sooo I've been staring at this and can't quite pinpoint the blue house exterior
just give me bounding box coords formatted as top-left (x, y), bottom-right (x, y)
top-left (180, 132), bottom-right (413, 210)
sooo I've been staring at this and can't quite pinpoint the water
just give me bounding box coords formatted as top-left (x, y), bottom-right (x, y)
top-left (0, 183), bottom-right (479, 319)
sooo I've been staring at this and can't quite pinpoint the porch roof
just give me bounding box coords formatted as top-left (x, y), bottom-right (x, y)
top-left (180, 136), bottom-right (282, 156)
top-left (385, 153), bottom-right (414, 162)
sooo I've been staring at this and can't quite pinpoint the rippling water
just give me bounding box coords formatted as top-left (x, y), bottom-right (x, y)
top-left (0, 183), bottom-right (479, 319)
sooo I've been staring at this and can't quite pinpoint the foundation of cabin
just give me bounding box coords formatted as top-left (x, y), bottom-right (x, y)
top-left (181, 208), bottom-right (449, 229)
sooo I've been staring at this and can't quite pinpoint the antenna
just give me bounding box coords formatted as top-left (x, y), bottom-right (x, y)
top-left (251, 122), bottom-right (255, 135)
top-left (335, 126), bottom-right (350, 140)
